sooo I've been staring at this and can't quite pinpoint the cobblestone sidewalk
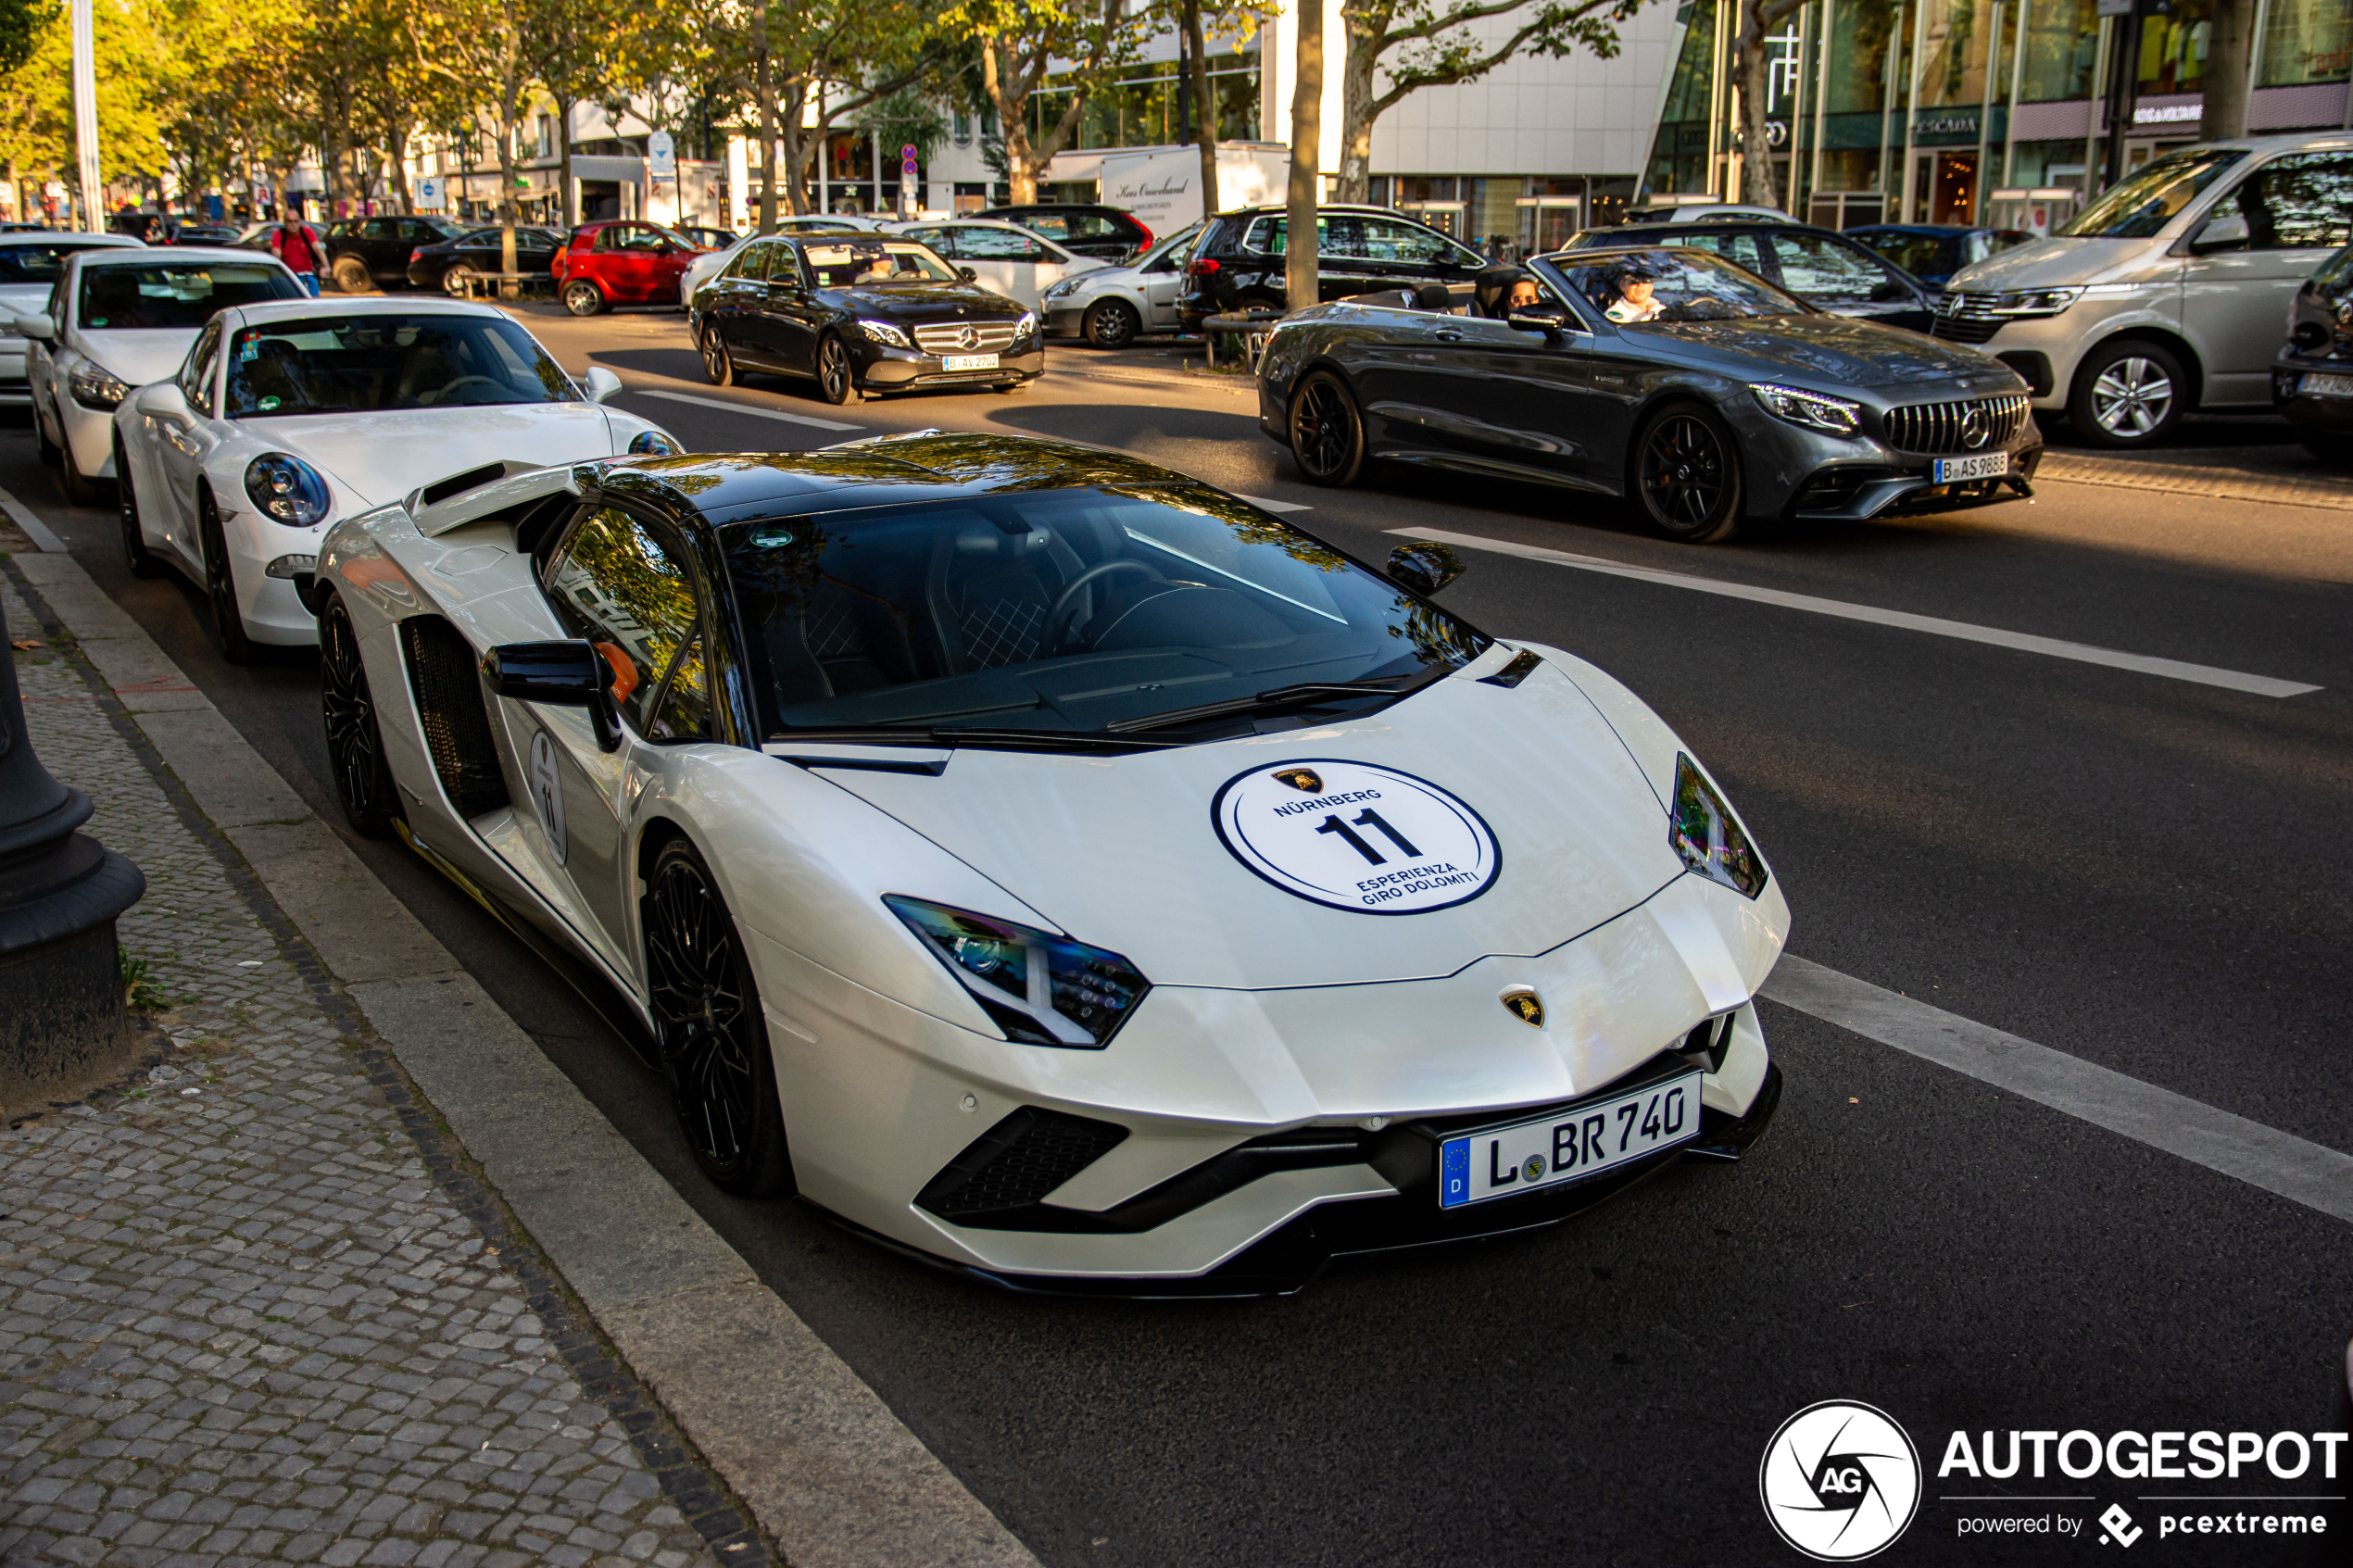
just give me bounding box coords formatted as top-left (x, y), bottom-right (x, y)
top-left (0, 569), bottom-right (739, 1567)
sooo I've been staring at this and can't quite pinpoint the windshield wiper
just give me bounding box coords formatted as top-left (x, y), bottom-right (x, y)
top-left (1105, 670), bottom-right (1445, 734)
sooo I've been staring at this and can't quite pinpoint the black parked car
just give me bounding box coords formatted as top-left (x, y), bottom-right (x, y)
top-left (2273, 240), bottom-right (2353, 462)
top-left (323, 214), bottom-right (471, 292)
top-left (405, 225), bottom-right (564, 294)
top-left (1843, 223), bottom-right (2037, 286)
top-left (163, 220), bottom-right (243, 245)
top-left (1177, 204), bottom-right (1490, 327)
top-left (1255, 247), bottom-right (2040, 544)
top-left (688, 232), bottom-right (1039, 404)
top-left (975, 204), bottom-right (1154, 260)
top-left (1565, 219), bottom-right (1939, 333)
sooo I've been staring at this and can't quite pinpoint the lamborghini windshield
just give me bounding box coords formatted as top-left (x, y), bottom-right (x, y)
top-left (224, 313), bottom-right (578, 417)
top-left (723, 486), bottom-right (1488, 741)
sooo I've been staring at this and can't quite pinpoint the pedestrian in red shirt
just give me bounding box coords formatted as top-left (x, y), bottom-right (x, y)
top-left (270, 216), bottom-right (323, 295)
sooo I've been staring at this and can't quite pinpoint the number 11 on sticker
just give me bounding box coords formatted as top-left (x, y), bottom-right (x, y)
top-left (1315, 808), bottom-right (1421, 865)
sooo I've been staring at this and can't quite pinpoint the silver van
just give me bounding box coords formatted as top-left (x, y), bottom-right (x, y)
top-left (1931, 131), bottom-right (2353, 447)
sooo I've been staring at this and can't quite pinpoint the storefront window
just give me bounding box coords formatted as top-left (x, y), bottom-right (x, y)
top-left (2019, 0), bottom-right (2101, 102)
top-left (1036, 50), bottom-right (1261, 150)
top-left (2136, 0), bottom-right (2213, 94)
top-left (2259, 0), bottom-right (2351, 87)
top-left (1917, 0), bottom-right (1993, 108)
top-left (1823, 0), bottom-right (1904, 114)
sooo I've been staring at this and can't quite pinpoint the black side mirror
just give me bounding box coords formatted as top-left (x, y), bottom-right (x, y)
top-left (1387, 540), bottom-right (1466, 596)
top-left (482, 640), bottom-right (622, 751)
top-left (958, 266), bottom-right (978, 282)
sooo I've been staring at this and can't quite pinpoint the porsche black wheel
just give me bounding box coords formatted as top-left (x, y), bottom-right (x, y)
top-left (700, 326), bottom-right (736, 386)
top-left (644, 837), bottom-right (795, 1198)
top-left (814, 333), bottom-right (853, 405)
top-left (1083, 297), bottom-right (1139, 349)
top-left (115, 437), bottom-right (158, 577)
top-left (319, 591), bottom-right (400, 839)
top-left (1288, 370), bottom-right (1366, 487)
top-left (57, 428), bottom-right (100, 507)
top-left (1632, 405), bottom-right (1743, 544)
top-left (199, 490), bottom-right (254, 662)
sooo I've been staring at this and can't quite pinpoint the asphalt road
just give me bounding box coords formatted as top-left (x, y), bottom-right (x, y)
top-left (10, 314), bottom-right (2352, 1566)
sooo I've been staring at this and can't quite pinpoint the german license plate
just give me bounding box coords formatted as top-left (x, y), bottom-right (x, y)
top-left (1931, 451), bottom-right (2009, 483)
top-left (2301, 371), bottom-right (2353, 398)
top-left (941, 353), bottom-right (999, 371)
top-left (1438, 1070), bottom-right (1703, 1209)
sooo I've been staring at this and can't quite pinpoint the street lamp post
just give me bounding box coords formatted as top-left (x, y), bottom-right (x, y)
top-left (69, 0), bottom-right (101, 229)
top-left (0, 595), bottom-right (146, 1122)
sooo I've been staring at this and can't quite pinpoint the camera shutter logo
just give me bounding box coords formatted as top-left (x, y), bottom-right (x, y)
top-left (1758, 1400), bottom-right (1921, 1561)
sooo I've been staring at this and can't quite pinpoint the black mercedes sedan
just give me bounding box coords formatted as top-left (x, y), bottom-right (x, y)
top-left (687, 232), bottom-right (1040, 404)
top-left (405, 225), bottom-right (564, 294)
top-left (2271, 240), bottom-right (2353, 463)
top-left (1256, 246), bottom-right (2041, 543)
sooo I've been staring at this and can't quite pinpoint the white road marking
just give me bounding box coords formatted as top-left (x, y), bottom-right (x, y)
top-left (1762, 954), bottom-right (2353, 1225)
top-left (0, 482), bottom-right (69, 551)
top-left (1398, 528), bottom-right (2322, 698)
top-left (1235, 493), bottom-right (1312, 513)
top-left (635, 388), bottom-right (862, 433)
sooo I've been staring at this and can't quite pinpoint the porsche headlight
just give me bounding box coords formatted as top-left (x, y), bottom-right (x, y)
top-left (244, 452), bottom-right (331, 526)
top-left (884, 895), bottom-right (1149, 1048)
top-left (1752, 383), bottom-right (1861, 437)
top-left (1670, 754), bottom-right (1768, 899)
top-left (855, 319), bottom-right (912, 347)
top-left (627, 429), bottom-right (684, 457)
top-left (69, 359), bottom-right (132, 409)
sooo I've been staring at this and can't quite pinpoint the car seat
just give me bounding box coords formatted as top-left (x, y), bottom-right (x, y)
top-left (1471, 267), bottom-right (1526, 320)
top-left (1413, 282), bottom-right (1457, 313)
top-left (926, 521), bottom-right (1087, 671)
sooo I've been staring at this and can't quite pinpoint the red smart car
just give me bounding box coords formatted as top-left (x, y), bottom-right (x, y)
top-left (551, 220), bottom-right (708, 316)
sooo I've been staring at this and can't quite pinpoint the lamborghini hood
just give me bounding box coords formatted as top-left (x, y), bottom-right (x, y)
top-left (243, 403), bottom-right (619, 508)
top-left (813, 660), bottom-right (1745, 990)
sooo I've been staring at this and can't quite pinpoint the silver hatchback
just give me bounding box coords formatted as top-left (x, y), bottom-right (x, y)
top-left (1932, 131), bottom-right (2353, 447)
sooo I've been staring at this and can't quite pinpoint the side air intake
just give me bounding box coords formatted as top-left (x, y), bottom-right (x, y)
top-left (399, 617), bottom-right (510, 819)
top-left (916, 1108), bottom-right (1129, 1224)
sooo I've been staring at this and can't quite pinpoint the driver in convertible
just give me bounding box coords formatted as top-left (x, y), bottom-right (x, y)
top-left (1605, 262), bottom-right (1665, 323)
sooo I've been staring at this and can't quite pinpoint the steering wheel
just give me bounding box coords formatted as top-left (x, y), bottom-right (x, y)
top-left (1044, 560), bottom-right (1158, 653)
top-left (419, 375), bottom-right (508, 406)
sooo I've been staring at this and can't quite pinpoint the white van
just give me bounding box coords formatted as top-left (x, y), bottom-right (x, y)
top-left (1932, 131), bottom-right (2353, 447)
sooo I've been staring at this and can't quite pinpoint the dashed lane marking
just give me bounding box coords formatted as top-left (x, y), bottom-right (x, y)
top-left (1235, 494), bottom-right (1312, 513)
top-left (635, 387), bottom-right (862, 433)
top-left (1398, 527), bottom-right (2322, 698)
top-left (1764, 955), bottom-right (2353, 1225)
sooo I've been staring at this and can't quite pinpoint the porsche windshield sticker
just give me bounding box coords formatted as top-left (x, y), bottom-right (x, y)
top-left (529, 730), bottom-right (568, 865)
top-left (1211, 759), bottom-right (1500, 914)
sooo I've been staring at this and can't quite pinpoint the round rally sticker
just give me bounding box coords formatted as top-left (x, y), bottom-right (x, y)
top-left (1211, 759), bottom-right (1500, 914)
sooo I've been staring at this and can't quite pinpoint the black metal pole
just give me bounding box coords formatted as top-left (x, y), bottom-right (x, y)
top-left (0, 591), bottom-right (145, 1120)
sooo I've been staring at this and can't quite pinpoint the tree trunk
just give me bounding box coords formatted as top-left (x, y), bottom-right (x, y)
top-left (1734, 0), bottom-right (1782, 208)
top-left (1287, 0), bottom-right (1324, 311)
top-left (388, 125), bottom-right (415, 214)
top-left (779, 80), bottom-right (810, 217)
top-left (2200, 0), bottom-right (2251, 140)
top-left (1185, 0), bottom-right (1219, 217)
top-left (983, 38), bottom-right (1039, 205)
top-left (753, 0), bottom-right (777, 232)
top-left (556, 96), bottom-right (575, 227)
top-left (1335, 0), bottom-right (1378, 205)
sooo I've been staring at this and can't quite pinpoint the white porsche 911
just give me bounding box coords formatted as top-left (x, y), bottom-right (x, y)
top-left (314, 433), bottom-right (1788, 1294)
top-left (111, 296), bottom-right (681, 661)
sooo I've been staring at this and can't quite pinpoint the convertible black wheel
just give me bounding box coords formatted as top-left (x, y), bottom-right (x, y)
top-left (1083, 297), bottom-right (1139, 349)
top-left (319, 592), bottom-right (401, 838)
top-left (1288, 371), bottom-right (1366, 486)
top-left (644, 837), bottom-right (794, 1198)
top-left (700, 326), bottom-right (736, 386)
top-left (1632, 405), bottom-right (1743, 543)
top-left (114, 436), bottom-right (158, 577)
top-left (199, 490), bottom-right (254, 663)
top-left (814, 333), bottom-right (853, 405)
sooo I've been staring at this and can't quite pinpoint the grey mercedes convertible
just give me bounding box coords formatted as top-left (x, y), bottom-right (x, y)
top-left (1255, 245), bottom-right (2042, 544)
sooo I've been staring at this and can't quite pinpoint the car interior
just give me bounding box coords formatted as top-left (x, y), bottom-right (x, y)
top-left (224, 317), bottom-right (573, 415)
top-left (78, 263), bottom-right (299, 329)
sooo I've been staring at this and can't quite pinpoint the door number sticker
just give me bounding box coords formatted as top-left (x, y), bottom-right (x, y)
top-left (529, 730), bottom-right (568, 865)
top-left (1211, 759), bottom-right (1500, 914)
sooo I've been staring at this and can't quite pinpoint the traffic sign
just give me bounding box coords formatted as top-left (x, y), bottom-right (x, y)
top-left (900, 143), bottom-right (919, 179)
top-left (649, 131), bottom-right (676, 181)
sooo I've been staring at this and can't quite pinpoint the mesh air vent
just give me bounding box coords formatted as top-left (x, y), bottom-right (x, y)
top-left (917, 1108), bottom-right (1129, 1221)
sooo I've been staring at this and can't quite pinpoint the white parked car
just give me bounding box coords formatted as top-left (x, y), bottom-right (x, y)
top-left (21, 246), bottom-right (305, 504)
top-left (676, 215), bottom-right (887, 305)
top-left (1038, 220), bottom-right (1202, 348)
top-left (883, 219), bottom-right (1108, 308)
top-left (308, 433), bottom-right (1788, 1294)
top-left (0, 232), bottom-right (145, 408)
top-left (110, 296), bottom-right (680, 661)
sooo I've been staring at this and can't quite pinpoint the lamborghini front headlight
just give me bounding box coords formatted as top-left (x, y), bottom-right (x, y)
top-left (1671, 753), bottom-right (1768, 899)
top-left (884, 896), bottom-right (1150, 1047)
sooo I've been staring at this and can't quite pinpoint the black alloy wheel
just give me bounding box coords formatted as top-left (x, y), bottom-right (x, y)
top-left (814, 333), bottom-right (853, 405)
top-left (1632, 404), bottom-right (1743, 544)
top-left (331, 255), bottom-right (371, 295)
top-left (114, 435), bottom-right (157, 577)
top-left (1083, 297), bottom-right (1139, 349)
top-left (57, 422), bottom-right (100, 507)
top-left (319, 591), bottom-right (401, 838)
top-left (198, 489), bottom-right (254, 663)
top-left (699, 325), bottom-right (736, 387)
top-left (1288, 370), bottom-right (1367, 486)
top-left (643, 836), bottom-right (795, 1197)
top-left (563, 279), bottom-right (606, 317)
